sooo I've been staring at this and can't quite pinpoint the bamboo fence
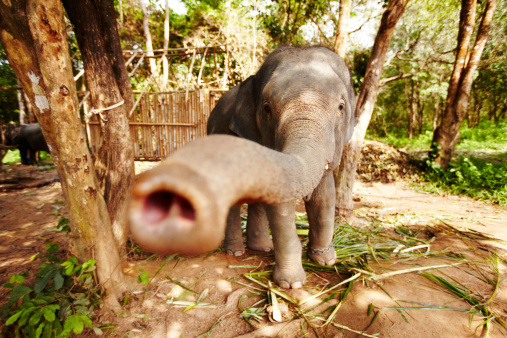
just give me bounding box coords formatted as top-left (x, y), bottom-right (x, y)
top-left (84, 89), bottom-right (226, 161)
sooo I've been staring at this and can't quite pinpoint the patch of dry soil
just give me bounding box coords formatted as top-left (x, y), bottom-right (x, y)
top-left (0, 165), bottom-right (506, 337)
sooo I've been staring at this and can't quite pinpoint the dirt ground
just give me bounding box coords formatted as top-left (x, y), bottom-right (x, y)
top-left (0, 159), bottom-right (506, 337)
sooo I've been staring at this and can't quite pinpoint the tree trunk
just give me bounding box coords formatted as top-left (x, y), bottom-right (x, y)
top-left (429, 0), bottom-right (498, 168)
top-left (139, 0), bottom-right (158, 83)
top-left (17, 79), bottom-right (27, 124)
top-left (161, 0), bottom-right (170, 90)
top-left (63, 0), bottom-right (135, 249)
top-left (333, 0), bottom-right (351, 58)
top-left (0, 0), bottom-right (125, 306)
top-left (334, 0), bottom-right (409, 216)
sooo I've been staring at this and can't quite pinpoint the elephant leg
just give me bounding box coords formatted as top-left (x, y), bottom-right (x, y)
top-left (29, 149), bottom-right (37, 165)
top-left (305, 172), bottom-right (336, 266)
top-left (246, 203), bottom-right (273, 252)
top-left (19, 145), bottom-right (29, 165)
top-left (265, 201), bottom-right (306, 289)
top-left (224, 205), bottom-right (245, 256)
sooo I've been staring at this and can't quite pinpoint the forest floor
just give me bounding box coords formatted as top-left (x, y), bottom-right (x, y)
top-left (0, 142), bottom-right (506, 337)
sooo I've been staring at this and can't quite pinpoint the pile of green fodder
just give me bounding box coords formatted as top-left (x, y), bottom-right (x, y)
top-left (231, 215), bottom-right (506, 336)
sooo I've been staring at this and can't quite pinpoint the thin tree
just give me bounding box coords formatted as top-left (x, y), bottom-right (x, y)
top-left (0, 0), bottom-right (126, 306)
top-left (335, 0), bottom-right (410, 216)
top-left (161, 0), bottom-right (170, 90)
top-left (429, 0), bottom-right (498, 168)
top-left (333, 0), bottom-right (351, 58)
top-left (139, 0), bottom-right (159, 83)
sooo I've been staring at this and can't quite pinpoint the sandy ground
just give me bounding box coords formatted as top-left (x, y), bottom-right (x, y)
top-left (0, 164), bottom-right (506, 337)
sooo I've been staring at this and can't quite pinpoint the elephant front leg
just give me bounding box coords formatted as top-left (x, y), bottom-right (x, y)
top-left (224, 205), bottom-right (245, 256)
top-left (265, 201), bottom-right (306, 289)
top-left (246, 203), bottom-right (273, 252)
top-left (305, 172), bottom-right (337, 266)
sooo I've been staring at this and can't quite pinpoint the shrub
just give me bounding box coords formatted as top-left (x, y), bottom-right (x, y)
top-left (421, 155), bottom-right (507, 205)
top-left (1, 241), bottom-right (99, 337)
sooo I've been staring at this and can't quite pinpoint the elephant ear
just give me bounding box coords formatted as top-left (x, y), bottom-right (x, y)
top-left (228, 75), bottom-right (262, 143)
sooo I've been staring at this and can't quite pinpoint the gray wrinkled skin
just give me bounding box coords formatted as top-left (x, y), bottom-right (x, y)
top-left (207, 46), bottom-right (356, 288)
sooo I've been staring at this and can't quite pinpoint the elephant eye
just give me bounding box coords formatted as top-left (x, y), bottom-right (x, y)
top-left (263, 103), bottom-right (272, 117)
top-left (339, 98), bottom-right (346, 111)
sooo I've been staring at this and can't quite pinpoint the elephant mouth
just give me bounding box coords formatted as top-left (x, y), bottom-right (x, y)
top-left (142, 190), bottom-right (196, 226)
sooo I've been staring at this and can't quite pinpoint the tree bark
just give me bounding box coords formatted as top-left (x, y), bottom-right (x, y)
top-left (161, 0), bottom-right (169, 90)
top-left (0, 0), bottom-right (126, 306)
top-left (139, 0), bottom-right (158, 83)
top-left (334, 0), bottom-right (409, 216)
top-left (63, 0), bottom-right (135, 249)
top-left (17, 79), bottom-right (27, 124)
top-left (333, 0), bottom-right (351, 58)
top-left (429, 0), bottom-right (497, 168)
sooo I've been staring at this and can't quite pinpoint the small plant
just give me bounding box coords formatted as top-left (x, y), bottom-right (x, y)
top-left (1, 242), bottom-right (100, 337)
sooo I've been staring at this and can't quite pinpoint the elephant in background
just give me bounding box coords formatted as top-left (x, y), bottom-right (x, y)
top-left (4, 123), bottom-right (49, 165)
top-left (129, 46), bottom-right (356, 289)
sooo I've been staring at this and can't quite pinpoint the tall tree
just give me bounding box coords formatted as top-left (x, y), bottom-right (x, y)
top-left (139, 0), bottom-right (159, 83)
top-left (0, 0), bottom-right (126, 306)
top-left (429, 0), bottom-right (498, 168)
top-left (334, 0), bottom-right (410, 216)
top-left (333, 0), bottom-right (351, 58)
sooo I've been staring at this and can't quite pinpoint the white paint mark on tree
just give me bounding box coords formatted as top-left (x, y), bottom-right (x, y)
top-left (27, 71), bottom-right (50, 112)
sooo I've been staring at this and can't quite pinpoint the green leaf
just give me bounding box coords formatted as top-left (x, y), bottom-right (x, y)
top-left (79, 314), bottom-right (93, 328)
top-left (41, 322), bottom-right (53, 338)
top-left (81, 259), bottom-right (96, 272)
top-left (72, 315), bottom-right (84, 334)
top-left (18, 307), bottom-right (36, 325)
top-left (35, 322), bottom-right (45, 338)
top-left (137, 269), bottom-right (149, 285)
top-left (45, 304), bottom-right (60, 312)
top-left (73, 298), bottom-right (90, 306)
top-left (63, 315), bottom-right (76, 334)
top-left (9, 274), bottom-right (25, 284)
top-left (29, 310), bottom-right (43, 326)
top-left (5, 311), bottom-right (23, 325)
top-left (34, 270), bottom-right (54, 293)
top-left (53, 270), bottom-right (64, 290)
top-left (43, 306), bottom-right (56, 322)
top-left (12, 284), bottom-right (32, 295)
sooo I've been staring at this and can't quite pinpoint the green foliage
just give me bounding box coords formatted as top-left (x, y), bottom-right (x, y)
top-left (371, 130), bottom-right (433, 149)
top-left (458, 120), bottom-right (507, 151)
top-left (1, 149), bottom-right (52, 165)
top-left (421, 155), bottom-right (507, 205)
top-left (1, 242), bottom-right (99, 337)
top-left (372, 120), bottom-right (507, 152)
top-left (0, 44), bottom-right (19, 124)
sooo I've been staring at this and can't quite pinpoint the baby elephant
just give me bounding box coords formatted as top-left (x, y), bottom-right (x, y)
top-left (206, 46), bottom-right (356, 288)
top-left (129, 46), bottom-right (355, 289)
top-left (4, 123), bottom-right (49, 165)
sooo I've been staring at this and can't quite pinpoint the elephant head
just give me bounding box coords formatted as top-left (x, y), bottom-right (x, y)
top-left (129, 46), bottom-right (355, 287)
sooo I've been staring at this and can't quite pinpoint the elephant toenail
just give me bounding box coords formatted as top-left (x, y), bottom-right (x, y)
top-left (234, 251), bottom-right (243, 256)
top-left (227, 250), bottom-right (234, 256)
top-left (264, 248), bottom-right (272, 252)
top-left (292, 282), bottom-right (303, 289)
top-left (279, 281), bottom-right (290, 289)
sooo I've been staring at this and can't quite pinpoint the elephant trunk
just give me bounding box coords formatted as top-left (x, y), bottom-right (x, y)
top-left (129, 134), bottom-right (332, 255)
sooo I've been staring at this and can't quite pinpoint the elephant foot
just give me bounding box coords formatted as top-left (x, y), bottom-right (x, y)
top-left (246, 236), bottom-right (274, 253)
top-left (273, 264), bottom-right (306, 289)
top-left (224, 240), bottom-right (245, 256)
top-left (308, 245), bottom-right (336, 266)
